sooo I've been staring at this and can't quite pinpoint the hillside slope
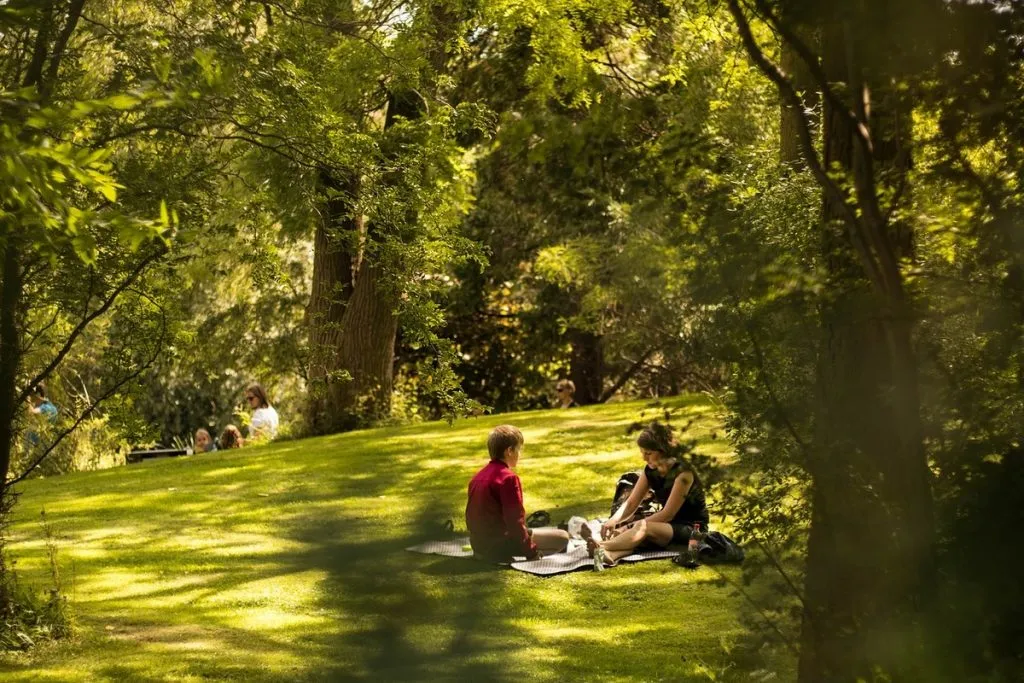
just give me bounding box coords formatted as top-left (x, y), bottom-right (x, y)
top-left (0, 397), bottom-right (791, 682)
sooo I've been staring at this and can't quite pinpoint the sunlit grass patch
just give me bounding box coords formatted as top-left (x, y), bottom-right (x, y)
top-left (0, 396), bottom-right (794, 681)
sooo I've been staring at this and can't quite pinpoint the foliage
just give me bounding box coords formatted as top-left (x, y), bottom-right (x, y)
top-left (13, 415), bottom-right (128, 479)
top-left (0, 508), bottom-right (71, 653)
top-left (437, 1), bottom-right (766, 411)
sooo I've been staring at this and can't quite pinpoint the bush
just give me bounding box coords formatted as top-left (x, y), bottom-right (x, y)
top-left (0, 506), bottom-right (73, 652)
top-left (13, 415), bottom-right (128, 480)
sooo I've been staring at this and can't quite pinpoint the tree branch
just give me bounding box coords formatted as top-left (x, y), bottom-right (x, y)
top-left (599, 348), bottom-right (654, 403)
top-left (748, 0), bottom-right (906, 302)
top-left (749, 0), bottom-right (874, 157)
top-left (40, 0), bottom-right (87, 101)
top-left (16, 247), bottom-right (164, 406)
top-left (22, 0), bottom-right (55, 90)
top-left (754, 538), bottom-right (807, 610)
top-left (706, 562), bottom-right (800, 657)
top-left (726, 0), bottom-right (888, 296)
top-left (741, 309), bottom-right (813, 465)
top-left (20, 307), bottom-right (61, 358)
top-left (7, 303), bottom-right (167, 488)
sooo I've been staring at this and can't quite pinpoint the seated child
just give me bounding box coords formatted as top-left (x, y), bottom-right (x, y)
top-left (466, 425), bottom-right (569, 562)
top-left (583, 422), bottom-right (710, 569)
top-left (195, 428), bottom-right (217, 453)
top-left (219, 424), bottom-right (244, 449)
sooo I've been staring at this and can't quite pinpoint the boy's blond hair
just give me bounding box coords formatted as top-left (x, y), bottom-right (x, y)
top-left (488, 425), bottom-right (523, 461)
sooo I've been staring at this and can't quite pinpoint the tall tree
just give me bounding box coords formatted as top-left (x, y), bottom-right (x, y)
top-left (286, 0), bottom-right (474, 432)
top-left (727, 0), bottom-right (942, 678)
top-left (0, 0), bottom-right (171, 493)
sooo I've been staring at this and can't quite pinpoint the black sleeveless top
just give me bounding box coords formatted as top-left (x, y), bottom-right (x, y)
top-left (643, 462), bottom-right (710, 526)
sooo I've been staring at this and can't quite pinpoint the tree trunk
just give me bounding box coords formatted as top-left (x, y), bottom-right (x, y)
top-left (0, 235), bottom-right (23, 495)
top-left (303, 3), bottom-right (462, 433)
top-left (568, 329), bottom-right (603, 405)
top-left (779, 35), bottom-right (819, 167)
top-left (330, 258), bottom-right (398, 429)
top-left (304, 172), bottom-right (359, 434)
top-left (304, 91), bottom-right (420, 433)
top-left (798, 20), bottom-right (934, 682)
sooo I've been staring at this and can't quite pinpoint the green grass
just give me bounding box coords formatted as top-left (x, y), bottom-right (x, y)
top-left (0, 396), bottom-right (794, 682)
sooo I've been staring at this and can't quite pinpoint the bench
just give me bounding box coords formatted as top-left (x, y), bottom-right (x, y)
top-left (126, 447), bottom-right (189, 464)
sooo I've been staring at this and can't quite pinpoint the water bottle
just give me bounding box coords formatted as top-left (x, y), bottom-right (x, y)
top-left (682, 523), bottom-right (703, 569)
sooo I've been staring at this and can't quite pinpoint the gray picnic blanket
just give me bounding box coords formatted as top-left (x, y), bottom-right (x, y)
top-left (406, 534), bottom-right (678, 577)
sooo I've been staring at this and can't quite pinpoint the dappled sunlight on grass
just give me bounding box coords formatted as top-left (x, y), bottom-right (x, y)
top-left (218, 607), bottom-right (331, 632)
top-left (0, 397), bottom-right (794, 681)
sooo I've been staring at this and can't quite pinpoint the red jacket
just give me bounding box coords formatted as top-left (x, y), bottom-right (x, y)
top-left (465, 460), bottom-right (538, 561)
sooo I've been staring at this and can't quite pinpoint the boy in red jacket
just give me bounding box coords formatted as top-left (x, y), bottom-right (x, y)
top-left (466, 425), bottom-right (570, 562)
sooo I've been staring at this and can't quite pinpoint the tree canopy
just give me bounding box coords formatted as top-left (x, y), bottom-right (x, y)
top-left (2, 0), bottom-right (1024, 680)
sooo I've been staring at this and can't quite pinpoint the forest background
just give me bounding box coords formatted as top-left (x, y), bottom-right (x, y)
top-left (2, 0), bottom-right (1024, 681)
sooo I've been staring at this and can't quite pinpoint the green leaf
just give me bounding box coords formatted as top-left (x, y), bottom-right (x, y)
top-left (102, 94), bottom-right (139, 110)
top-left (98, 184), bottom-right (117, 202)
top-left (71, 232), bottom-right (97, 265)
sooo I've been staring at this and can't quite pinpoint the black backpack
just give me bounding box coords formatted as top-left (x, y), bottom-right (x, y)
top-left (611, 471), bottom-right (659, 519)
top-left (698, 531), bottom-right (745, 564)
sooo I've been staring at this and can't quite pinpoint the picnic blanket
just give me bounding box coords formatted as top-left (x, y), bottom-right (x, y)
top-left (406, 535), bottom-right (678, 577)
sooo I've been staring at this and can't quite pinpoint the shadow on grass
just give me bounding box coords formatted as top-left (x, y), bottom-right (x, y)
top-left (278, 504), bottom-right (524, 681)
top-left (2, 396), bottom-right (793, 682)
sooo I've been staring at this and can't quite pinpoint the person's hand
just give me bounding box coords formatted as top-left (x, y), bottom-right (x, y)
top-left (600, 520), bottom-right (617, 540)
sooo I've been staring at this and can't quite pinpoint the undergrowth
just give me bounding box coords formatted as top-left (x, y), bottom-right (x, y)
top-left (0, 500), bottom-right (72, 652)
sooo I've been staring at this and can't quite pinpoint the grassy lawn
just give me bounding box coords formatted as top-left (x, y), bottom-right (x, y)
top-left (0, 396), bottom-right (794, 682)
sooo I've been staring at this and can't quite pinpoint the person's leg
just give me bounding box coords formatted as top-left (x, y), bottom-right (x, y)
top-left (589, 520), bottom-right (675, 564)
top-left (530, 527), bottom-right (570, 554)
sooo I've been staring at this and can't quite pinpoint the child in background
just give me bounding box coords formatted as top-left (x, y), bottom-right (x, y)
top-left (219, 424), bottom-right (244, 450)
top-left (195, 428), bottom-right (217, 453)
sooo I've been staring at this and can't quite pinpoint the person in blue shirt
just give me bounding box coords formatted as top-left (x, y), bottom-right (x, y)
top-left (29, 384), bottom-right (58, 422)
top-left (25, 383), bottom-right (58, 447)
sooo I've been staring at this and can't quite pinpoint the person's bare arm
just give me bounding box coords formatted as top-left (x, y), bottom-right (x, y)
top-left (602, 472), bottom-right (651, 539)
top-left (643, 471), bottom-right (694, 524)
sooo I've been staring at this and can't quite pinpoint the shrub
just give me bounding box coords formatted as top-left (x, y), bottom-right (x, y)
top-left (0, 506), bottom-right (73, 652)
top-left (13, 415), bottom-right (128, 480)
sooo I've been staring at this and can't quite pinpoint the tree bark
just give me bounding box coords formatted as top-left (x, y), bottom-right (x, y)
top-left (780, 35), bottom-right (819, 167)
top-left (0, 235), bottom-right (23, 495)
top-left (798, 18), bottom-right (934, 682)
top-left (568, 329), bottom-right (603, 405)
top-left (305, 172), bottom-right (359, 434)
top-left (330, 257), bottom-right (398, 429)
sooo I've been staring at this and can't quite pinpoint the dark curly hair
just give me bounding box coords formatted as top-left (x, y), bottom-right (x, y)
top-left (636, 421), bottom-right (677, 456)
top-left (636, 421), bottom-right (705, 488)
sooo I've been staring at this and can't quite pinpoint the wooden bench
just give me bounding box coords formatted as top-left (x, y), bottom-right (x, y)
top-left (126, 447), bottom-right (189, 464)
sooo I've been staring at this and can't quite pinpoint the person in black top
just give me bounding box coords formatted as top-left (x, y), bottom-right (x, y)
top-left (582, 422), bottom-right (710, 568)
